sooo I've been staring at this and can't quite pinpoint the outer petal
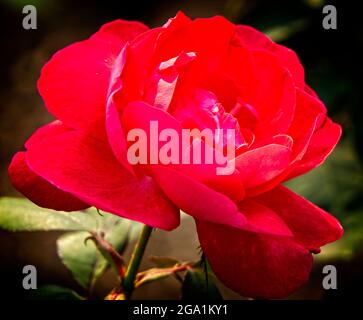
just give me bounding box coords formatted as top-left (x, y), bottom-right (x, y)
top-left (287, 89), bottom-right (324, 161)
top-left (238, 200), bottom-right (292, 236)
top-left (38, 20), bottom-right (148, 137)
top-left (254, 185), bottom-right (343, 251)
top-left (25, 130), bottom-right (180, 230)
top-left (8, 152), bottom-right (89, 211)
top-left (25, 120), bottom-right (71, 148)
top-left (90, 19), bottom-right (148, 50)
top-left (304, 84), bottom-right (327, 113)
top-left (287, 117), bottom-right (342, 179)
top-left (196, 220), bottom-right (313, 299)
top-left (235, 25), bottom-right (305, 88)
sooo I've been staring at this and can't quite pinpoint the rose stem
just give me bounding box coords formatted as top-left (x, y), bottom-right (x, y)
top-left (122, 224), bottom-right (153, 298)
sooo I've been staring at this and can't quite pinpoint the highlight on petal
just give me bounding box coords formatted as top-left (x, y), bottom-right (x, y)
top-left (144, 51), bottom-right (197, 111)
top-left (196, 219), bottom-right (313, 299)
top-left (106, 99), bottom-right (135, 174)
top-left (106, 45), bottom-right (135, 174)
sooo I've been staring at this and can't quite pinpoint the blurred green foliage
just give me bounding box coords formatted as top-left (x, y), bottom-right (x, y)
top-left (0, 198), bottom-right (140, 299)
top-left (0, 198), bottom-right (221, 299)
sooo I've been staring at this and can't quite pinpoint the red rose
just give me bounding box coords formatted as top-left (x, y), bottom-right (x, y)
top-left (9, 12), bottom-right (343, 298)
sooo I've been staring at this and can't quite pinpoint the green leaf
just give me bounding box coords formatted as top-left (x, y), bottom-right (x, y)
top-left (181, 268), bottom-right (223, 301)
top-left (0, 197), bottom-right (136, 290)
top-left (0, 197), bottom-right (97, 232)
top-left (57, 231), bottom-right (106, 290)
top-left (29, 285), bottom-right (83, 300)
top-left (57, 213), bottom-right (132, 289)
top-left (98, 214), bottom-right (131, 253)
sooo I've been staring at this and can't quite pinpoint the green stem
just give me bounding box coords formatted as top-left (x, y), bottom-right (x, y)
top-left (122, 224), bottom-right (153, 298)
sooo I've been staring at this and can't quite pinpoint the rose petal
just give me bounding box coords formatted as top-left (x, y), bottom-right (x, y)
top-left (150, 165), bottom-right (247, 229)
top-left (25, 120), bottom-right (71, 149)
top-left (122, 101), bottom-right (245, 201)
top-left (105, 45), bottom-right (135, 174)
top-left (287, 117), bottom-right (342, 179)
top-left (287, 89), bottom-right (324, 161)
top-left (8, 152), bottom-right (89, 211)
top-left (235, 143), bottom-right (291, 191)
top-left (304, 85), bottom-right (327, 113)
top-left (25, 130), bottom-right (180, 230)
top-left (238, 200), bottom-right (292, 236)
top-left (106, 101), bottom-right (135, 174)
top-left (144, 51), bottom-right (197, 111)
top-left (254, 185), bottom-right (343, 250)
top-left (118, 27), bottom-right (165, 106)
top-left (196, 220), bottom-right (313, 299)
top-left (250, 50), bottom-right (296, 139)
top-left (235, 25), bottom-right (305, 88)
top-left (38, 20), bottom-right (148, 137)
top-left (155, 15), bottom-right (235, 72)
top-left (121, 101), bottom-right (184, 165)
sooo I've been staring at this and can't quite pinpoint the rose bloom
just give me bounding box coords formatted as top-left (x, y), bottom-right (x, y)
top-left (9, 12), bottom-right (343, 298)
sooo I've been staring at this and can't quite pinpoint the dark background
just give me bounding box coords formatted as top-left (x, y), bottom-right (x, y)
top-left (0, 0), bottom-right (362, 300)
